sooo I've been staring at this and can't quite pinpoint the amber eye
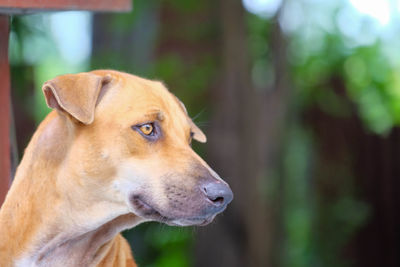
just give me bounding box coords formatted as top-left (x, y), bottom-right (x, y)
top-left (139, 123), bottom-right (154, 135)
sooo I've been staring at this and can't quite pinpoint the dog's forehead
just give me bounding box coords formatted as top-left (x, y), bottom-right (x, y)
top-left (104, 73), bottom-right (189, 126)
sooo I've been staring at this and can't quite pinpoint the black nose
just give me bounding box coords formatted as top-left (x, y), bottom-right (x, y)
top-left (202, 181), bottom-right (233, 208)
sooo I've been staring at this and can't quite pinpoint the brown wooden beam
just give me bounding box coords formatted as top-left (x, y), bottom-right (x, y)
top-left (0, 0), bottom-right (132, 13)
top-left (0, 15), bottom-right (10, 207)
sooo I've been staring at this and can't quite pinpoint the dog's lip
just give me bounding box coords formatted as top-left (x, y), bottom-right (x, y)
top-left (196, 215), bottom-right (215, 226)
top-left (130, 195), bottom-right (216, 226)
top-left (130, 195), bottom-right (171, 222)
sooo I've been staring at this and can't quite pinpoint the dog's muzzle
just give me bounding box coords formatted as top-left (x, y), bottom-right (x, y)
top-left (128, 167), bottom-right (233, 226)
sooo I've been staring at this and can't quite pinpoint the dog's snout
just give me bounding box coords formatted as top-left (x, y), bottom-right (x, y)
top-left (202, 181), bottom-right (233, 208)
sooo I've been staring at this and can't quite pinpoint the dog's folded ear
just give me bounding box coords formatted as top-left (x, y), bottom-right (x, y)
top-left (42, 72), bottom-right (111, 125)
top-left (190, 120), bottom-right (207, 143)
top-left (175, 96), bottom-right (207, 143)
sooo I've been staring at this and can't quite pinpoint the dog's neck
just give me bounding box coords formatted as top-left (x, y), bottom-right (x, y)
top-left (0, 113), bottom-right (141, 266)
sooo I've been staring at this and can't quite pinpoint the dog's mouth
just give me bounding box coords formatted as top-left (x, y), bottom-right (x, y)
top-left (129, 195), bottom-right (215, 226)
top-left (129, 195), bottom-right (170, 221)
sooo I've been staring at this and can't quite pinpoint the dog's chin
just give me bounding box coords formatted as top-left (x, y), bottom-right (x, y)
top-left (129, 195), bottom-right (216, 227)
top-left (167, 215), bottom-right (216, 227)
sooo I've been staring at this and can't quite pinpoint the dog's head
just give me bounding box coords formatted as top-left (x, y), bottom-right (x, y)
top-left (42, 70), bottom-right (233, 226)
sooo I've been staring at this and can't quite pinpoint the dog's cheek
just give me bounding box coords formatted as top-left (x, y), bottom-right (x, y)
top-left (70, 136), bottom-right (116, 183)
top-left (121, 129), bottom-right (150, 157)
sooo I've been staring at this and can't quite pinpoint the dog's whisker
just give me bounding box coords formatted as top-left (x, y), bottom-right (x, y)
top-left (194, 121), bottom-right (210, 127)
top-left (191, 108), bottom-right (206, 122)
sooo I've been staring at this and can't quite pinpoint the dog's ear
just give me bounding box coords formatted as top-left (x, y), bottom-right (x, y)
top-left (190, 120), bottom-right (207, 143)
top-left (42, 72), bottom-right (111, 125)
top-left (176, 98), bottom-right (207, 143)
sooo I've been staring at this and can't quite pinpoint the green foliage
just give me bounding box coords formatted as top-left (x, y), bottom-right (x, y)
top-left (246, 1), bottom-right (387, 267)
top-left (289, 11), bottom-right (400, 134)
top-left (344, 44), bottom-right (400, 134)
top-left (282, 127), bottom-right (314, 267)
top-left (162, 0), bottom-right (205, 12)
top-left (246, 14), bottom-right (274, 89)
top-left (124, 224), bottom-right (193, 267)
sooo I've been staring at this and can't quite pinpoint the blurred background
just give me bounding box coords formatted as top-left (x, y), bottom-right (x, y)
top-left (8, 0), bottom-right (400, 266)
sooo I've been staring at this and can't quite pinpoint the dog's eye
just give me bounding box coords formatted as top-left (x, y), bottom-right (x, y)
top-left (139, 123), bottom-right (154, 136)
top-left (132, 122), bottom-right (161, 141)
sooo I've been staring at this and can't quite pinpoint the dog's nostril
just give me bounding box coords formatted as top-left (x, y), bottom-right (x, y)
top-left (213, 196), bottom-right (224, 206)
top-left (202, 182), bottom-right (233, 207)
top-left (203, 187), bottom-right (207, 194)
top-left (204, 190), bottom-right (224, 205)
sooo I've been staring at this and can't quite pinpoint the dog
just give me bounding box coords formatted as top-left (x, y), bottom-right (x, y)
top-left (0, 70), bottom-right (233, 266)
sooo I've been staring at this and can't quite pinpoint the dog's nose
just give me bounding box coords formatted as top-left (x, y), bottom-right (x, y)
top-left (202, 181), bottom-right (233, 209)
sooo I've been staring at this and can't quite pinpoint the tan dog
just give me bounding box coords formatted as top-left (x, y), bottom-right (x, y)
top-left (0, 70), bottom-right (233, 266)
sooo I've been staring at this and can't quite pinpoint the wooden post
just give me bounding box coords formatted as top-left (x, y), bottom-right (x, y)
top-left (0, 15), bottom-right (10, 206)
